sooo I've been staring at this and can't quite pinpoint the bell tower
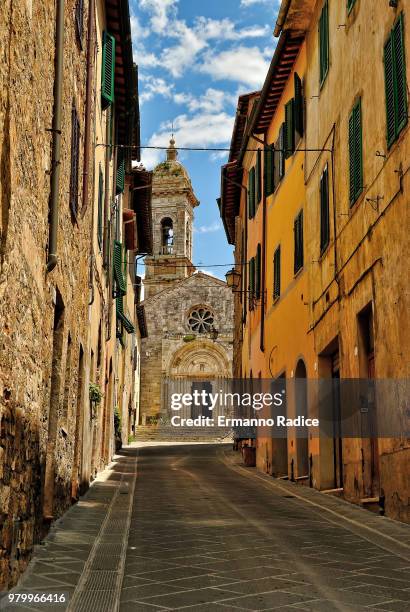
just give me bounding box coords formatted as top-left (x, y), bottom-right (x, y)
top-left (143, 139), bottom-right (199, 299)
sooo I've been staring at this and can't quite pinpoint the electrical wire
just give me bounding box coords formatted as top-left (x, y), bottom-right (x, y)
top-left (96, 143), bottom-right (333, 154)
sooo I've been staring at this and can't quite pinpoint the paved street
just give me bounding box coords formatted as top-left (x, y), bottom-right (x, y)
top-left (5, 443), bottom-right (410, 611)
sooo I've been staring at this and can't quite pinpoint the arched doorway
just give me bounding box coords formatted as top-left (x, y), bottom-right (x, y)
top-left (295, 359), bottom-right (309, 478)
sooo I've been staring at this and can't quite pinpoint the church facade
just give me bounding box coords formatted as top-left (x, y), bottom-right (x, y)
top-left (139, 141), bottom-right (234, 423)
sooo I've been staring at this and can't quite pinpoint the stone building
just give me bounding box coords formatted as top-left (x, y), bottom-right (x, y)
top-left (220, 0), bottom-right (410, 522)
top-left (0, 0), bottom-right (151, 588)
top-left (140, 142), bottom-right (234, 424)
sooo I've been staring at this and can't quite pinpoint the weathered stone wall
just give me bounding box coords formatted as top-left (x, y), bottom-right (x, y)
top-left (0, 0), bottom-right (92, 588)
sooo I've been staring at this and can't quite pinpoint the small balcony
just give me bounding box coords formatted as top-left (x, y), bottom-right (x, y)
top-left (160, 245), bottom-right (174, 255)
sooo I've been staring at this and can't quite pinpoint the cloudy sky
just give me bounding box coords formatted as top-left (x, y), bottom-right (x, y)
top-left (130, 0), bottom-right (280, 278)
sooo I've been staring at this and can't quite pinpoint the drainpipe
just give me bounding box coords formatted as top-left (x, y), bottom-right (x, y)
top-left (274, 0), bottom-right (291, 37)
top-left (81, 0), bottom-right (95, 218)
top-left (46, 0), bottom-right (65, 273)
top-left (260, 135), bottom-right (267, 353)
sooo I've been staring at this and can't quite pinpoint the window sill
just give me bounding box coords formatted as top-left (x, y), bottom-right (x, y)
top-left (293, 266), bottom-right (304, 280)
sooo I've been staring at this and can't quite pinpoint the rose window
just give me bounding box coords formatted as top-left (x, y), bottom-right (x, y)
top-left (188, 308), bottom-right (214, 334)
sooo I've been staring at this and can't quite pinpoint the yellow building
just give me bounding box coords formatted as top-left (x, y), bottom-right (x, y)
top-left (221, 0), bottom-right (410, 523)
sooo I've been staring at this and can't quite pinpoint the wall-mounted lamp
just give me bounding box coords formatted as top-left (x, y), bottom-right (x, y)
top-left (209, 326), bottom-right (219, 342)
top-left (225, 268), bottom-right (241, 291)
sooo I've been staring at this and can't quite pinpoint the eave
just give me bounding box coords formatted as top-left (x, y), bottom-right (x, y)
top-left (219, 162), bottom-right (243, 245)
top-left (132, 169), bottom-right (153, 255)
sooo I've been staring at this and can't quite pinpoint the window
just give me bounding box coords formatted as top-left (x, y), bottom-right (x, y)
top-left (188, 308), bottom-right (215, 334)
top-left (319, 0), bottom-right (329, 86)
top-left (97, 165), bottom-right (104, 250)
top-left (255, 244), bottom-right (261, 299)
top-left (273, 246), bottom-right (281, 300)
top-left (101, 32), bottom-right (115, 109)
top-left (256, 149), bottom-right (262, 205)
top-left (248, 167), bottom-right (256, 218)
top-left (294, 210), bottom-right (304, 274)
top-left (113, 240), bottom-right (126, 297)
top-left (69, 105), bottom-right (80, 218)
top-left (284, 98), bottom-right (295, 159)
top-left (116, 148), bottom-right (125, 194)
top-left (161, 218), bottom-right (173, 254)
top-left (347, 0), bottom-right (356, 13)
top-left (75, 0), bottom-right (84, 45)
top-left (349, 99), bottom-right (363, 206)
top-left (274, 125), bottom-right (285, 188)
top-left (320, 164), bottom-right (330, 253)
top-left (294, 73), bottom-right (304, 139)
top-left (264, 144), bottom-right (274, 196)
top-left (249, 257), bottom-right (255, 304)
top-left (384, 14), bottom-right (408, 148)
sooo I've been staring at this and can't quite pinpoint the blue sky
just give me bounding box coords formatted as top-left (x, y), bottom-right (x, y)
top-left (130, 0), bottom-right (280, 279)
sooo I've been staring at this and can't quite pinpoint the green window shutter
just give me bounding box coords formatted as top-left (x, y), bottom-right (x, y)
top-left (393, 14), bottom-right (408, 136)
top-left (116, 294), bottom-right (135, 335)
top-left (319, 1), bottom-right (329, 86)
top-left (279, 123), bottom-right (286, 177)
top-left (294, 211), bottom-right (304, 274)
top-left (273, 246), bottom-right (281, 299)
top-left (284, 99), bottom-right (295, 159)
top-left (264, 144), bottom-right (274, 196)
top-left (347, 0), bottom-right (356, 12)
top-left (97, 165), bottom-right (104, 249)
top-left (349, 99), bottom-right (363, 206)
top-left (256, 149), bottom-right (262, 204)
top-left (248, 167), bottom-right (256, 217)
top-left (101, 32), bottom-right (115, 109)
top-left (384, 34), bottom-right (396, 147)
top-left (320, 164), bottom-right (330, 253)
top-left (294, 73), bottom-right (304, 138)
top-left (116, 148), bottom-right (125, 194)
top-left (255, 244), bottom-right (261, 299)
top-left (113, 240), bottom-right (126, 297)
top-left (249, 257), bottom-right (255, 300)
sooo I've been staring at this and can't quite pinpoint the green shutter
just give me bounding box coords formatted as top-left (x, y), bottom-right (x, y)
top-left (249, 257), bottom-right (255, 298)
top-left (320, 165), bottom-right (330, 253)
top-left (264, 144), bottom-right (275, 196)
top-left (113, 240), bottom-right (126, 297)
top-left (116, 294), bottom-right (135, 334)
top-left (255, 244), bottom-right (261, 299)
top-left (248, 167), bottom-right (256, 218)
top-left (273, 246), bottom-right (281, 299)
top-left (294, 73), bottom-right (304, 138)
top-left (97, 165), bottom-right (104, 249)
top-left (256, 149), bottom-right (262, 204)
top-left (347, 0), bottom-right (356, 13)
top-left (279, 123), bottom-right (285, 177)
top-left (349, 99), bottom-right (363, 206)
top-left (284, 99), bottom-right (295, 159)
top-left (393, 14), bottom-right (408, 136)
top-left (384, 34), bottom-right (396, 147)
top-left (116, 148), bottom-right (125, 194)
top-left (101, 32), bottom-right (115, 109)
top-left (319, 1), bottom-right (329, 86)
top-left (294, 211), bottom-right (304, 274)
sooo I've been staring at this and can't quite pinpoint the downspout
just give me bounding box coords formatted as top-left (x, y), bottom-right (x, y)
top-left (46, 0), bottom-right (65, 273)
top-left (260, 135), bottom-right (267, 353)
top-left (81, 0), bottom-right (95, 218)
top-left (274, 0), bottom-right (292, 37)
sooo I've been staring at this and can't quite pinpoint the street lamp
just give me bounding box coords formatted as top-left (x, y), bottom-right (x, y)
top-left (225, 268), bottom-right (241, 291)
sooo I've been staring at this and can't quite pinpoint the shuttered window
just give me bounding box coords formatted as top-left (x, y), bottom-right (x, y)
top-left (294, 210), bottom-right (304, 274)
top-left (255, 244), bottom-right (261, 299)
top-left (349, 99), bottom-right (363, 206)
top-left (264, 144), bottom-right (274, 196)
top-left (69, 105), bottom-right (80, 218)
top-left (249, 257), bottom-right (255, 304)
top-left (273, 246), bottom-right (281, 300)
top-left (384, 14), bottom-right (408, 148)
top-left (256, 149), bottom-right (262, 205)
top-left (116, 148), bottom-right (125, 194)
top-left (116, 295), bottom-right (135, 335)
top-left (320, 164), bottom-right (330, 253)
top-left (285, 98), bottom-right (295, 159)
top-left (274, 125), bottom-right (285, 188)
top-left (101, 32), bottom-right (115, 109)
top-left (97, 165), bottom-right (104, 250)
top-left (347, 0), bottom-right (356, 12)
top-left (319, 0), bottom-right (329, 86)
top-left (248, 167), bottom-right (256, 218)
top-left (113, 240), bottom-right (126, 297)
top-left (294, 73), bottom-right (304, 139)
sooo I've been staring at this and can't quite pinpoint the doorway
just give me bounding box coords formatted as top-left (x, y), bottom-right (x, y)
top-left (295, 360), bottom-right (309, 478)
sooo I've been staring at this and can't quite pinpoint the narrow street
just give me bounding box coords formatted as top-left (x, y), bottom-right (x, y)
top-left (6, 443), bottom-right (410, 612)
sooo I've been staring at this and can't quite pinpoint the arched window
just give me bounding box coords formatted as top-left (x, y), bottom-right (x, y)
top-left (161, 218), bottom-right (173, 254)
top-left (185, 221), bottom-right (190, 257)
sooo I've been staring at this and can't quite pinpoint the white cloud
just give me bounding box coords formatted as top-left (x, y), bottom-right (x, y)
top-left (193, 17), bottom-right (270, 41)
top-left (174, 88), bottom-right (234, 113)
top-left (196, 269), bottom-right (222, 279)
top-left (130, 14), bottom-right (149, 40)
top-left (194, 221), bottom-right (222, 234)
top-left (139, 0), bottom-right (178, 33)
top-left (210, 150), bottom-right (229, 163)
top-left (199, 46), bottom-right (270, 88)
top-left (160, 20), bottom-right (208, 77)
top-left (140, 111), bottom-right (235, 170)
top-left (240, 0), bottom-right (273, 6)
top-left (139, 76), bottom-right (174, 104)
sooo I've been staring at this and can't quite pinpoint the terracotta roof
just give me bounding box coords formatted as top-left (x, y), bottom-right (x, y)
top-left (219, 162), bottom-right (243, 245)
top-left (229, 92), bottom-right (260, 163)
top-left (132, 169), bottom-right (153, 255)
